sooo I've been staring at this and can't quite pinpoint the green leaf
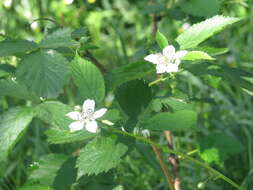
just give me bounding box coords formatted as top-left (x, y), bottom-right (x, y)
top-left (156, 30), bottom-right (168, 49)
top-left (0, 64), bottom-right (15, 78)
top-left (0, 39), bottom-right (38, 57)
top-left (0, 107), bottom-right (35, 162)
top-left (143, 110), bottom-right (197, 131)
top-left (45, 128), bottom-right (96, 144)
top-left (180, 0), bottom-right (222, 17)
top-left (222, 66), bottom-right (253, 93)
top-left (77, 136), bottom-right (128, 176)
top-left (199, 133), bottom-right (243, 165)
top-left (71, 55), bottom-right (105, 103)
top-left (182, 51), bottom-right (214, 61)
top-left (16, 50), bottom-right (71, 98)
top-left (197, 46), bottom-right (229, 56)
top-left (0, 79), bottom-right (39, 101)
top-left (116, 80), bottom-right (152, 118)
top-left (152, 97), bottom-right (194, 112)
top-left (176, 15), bottom-right (241, 49)
top-left (106, 61), bottom-right (154, 91)
top-left (71, 27), bottom-right (87, 39)
top-left (142, 4), bottom-right (166, 14)
top-left (17, 184), bottom-right (54, 190)
top-left (40, 28), bottom-right (78, 49)
top-left (36, 101), bottom-right (96, 144)
top-left (53, 157), bottom-right (77, 190)
top-left (29, 154), bottom-right (69, 186)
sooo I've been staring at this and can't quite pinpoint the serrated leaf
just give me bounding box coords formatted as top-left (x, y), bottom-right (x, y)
top-left (16, 50), bottom-right (71, 98)
top-left (143, 110), bottom-right (197, 131)
top-left (40, 28), bottom-right (78, 49)
top-left (176, 15), bottom-right (241, 49)
top-left (0, 79), bottom-right (39, 101)
top-left (0, 107), bottom-right (35, 162)
top-left (180, 0), bottom-right (221, 17)
top-left (77, 136), bottom-right (128, 176)
top-left (29, 154), bottom-right (69, 186)
top-left (0, 39), bottom-right (38, 57)
top-left (156, 30), bottom-right (168, 49)
top-left (36, 101), bottom-right (97, 143)
top-left (182, 51), bottom-right (214, 61)
top-left (116, 80), bottom-right (152, 119)
top-left (71, 55), bottom-right (105, 103)
top-left (199, 133), bottom-right (243, 165)
top-left (106, 61), bottom-right (154, 91)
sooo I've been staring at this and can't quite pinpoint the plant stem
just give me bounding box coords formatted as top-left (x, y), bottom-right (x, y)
top-left (151, 144), bottom-right (175, 190)
top-left (164, 131), bottom-right (181, 190)
top-left (148, 76), bottom-right (169, 86)
top-left (110, 128), bottom-right (243, 190)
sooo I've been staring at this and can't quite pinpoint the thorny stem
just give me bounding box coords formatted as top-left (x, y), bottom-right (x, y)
top-left (110, 127), bottom-right (243, 190)
top-left (151, 144), bottom-right (175, 190)
top-left (164, 131), bottom-right (181, 190)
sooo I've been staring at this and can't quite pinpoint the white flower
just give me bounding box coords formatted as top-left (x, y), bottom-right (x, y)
top-left (66, 99), bottom-right (107, 133)
top-left (144, 45), bottom-right (188, 74)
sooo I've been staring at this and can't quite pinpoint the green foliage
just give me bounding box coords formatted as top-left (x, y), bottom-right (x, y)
top-left (198, 134), bottom-right (244, 165)
top-left (77, 136), bottom-right (128, 176)
top-left (71, 55), bottom-right (105, 103)
top-left (0, 79), bottom-right (39, 101)
top-left (0, 39), bottom-right (38, 57)
top-left (143, 110), bottom-right (197, 131)
top-left (29, 154), bottom-right (70, 186)
top-left (0, 107), bottom-right (35, 162)
top-left (106, 62), bottom-right (154, 91)
top-left (116, 80), bottom-right (152, 119)
top-left (156, 30), bottom-right (168, 49)
top-left (17, 184), bottom-right (53, 190)
top-left (180, 0), bottom-right (222, 17)
top-left (40, 28), bottom-right (78, 49)
top-left (16, 50), bottom-right (71, 98)
top-left (182, 51), bottom-right (214, 61)
top-left (176, 15), bottom-right (241, 49)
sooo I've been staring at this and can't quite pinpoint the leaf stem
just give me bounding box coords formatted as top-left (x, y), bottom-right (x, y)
top-left (148, 76), bottom-right (169, 86)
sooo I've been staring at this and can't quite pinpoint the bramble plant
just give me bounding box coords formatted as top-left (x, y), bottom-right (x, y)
top-left (0, 1), bottom-right (253, 189)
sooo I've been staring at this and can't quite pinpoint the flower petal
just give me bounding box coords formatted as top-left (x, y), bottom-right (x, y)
top-left (144, 53), bottom-right (162, 64)
top-left (66, 111), bottom-right (81, 120)
top-left (82, 99), bottom-right (95, 112)
top-left (175, 50), bottom-right (188, 59)
top-left (94, 108), bottom-right (107, 119)
top-left (85, 120), bottom-right (98, 133)
top-left (69, 121), bottom-right (84, 132)
top-left (165, 63), bottom-right (179, 73)
top-left (162, 45), bottom-right (175, 57)
top-left (156, 64), bottom-right (167, 74)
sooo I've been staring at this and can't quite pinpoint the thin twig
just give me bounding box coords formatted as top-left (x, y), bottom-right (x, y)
top-left (164, 131), bottom-right (181, 190)
top-left (151, 144), bottom-right (175, 190)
